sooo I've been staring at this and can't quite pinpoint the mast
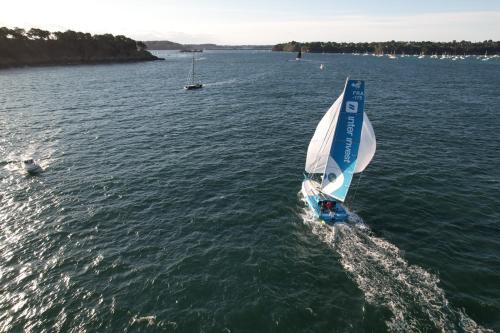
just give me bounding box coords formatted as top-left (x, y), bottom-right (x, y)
top-left (321, 79), bottom-right (366, 202)
top-left (191, 56), bottom-right (195, 84)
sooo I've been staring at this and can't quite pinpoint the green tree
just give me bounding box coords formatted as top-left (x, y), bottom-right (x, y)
top-left (136, 41), bottom-right (147, 51)
top-left (0, 27), bottom-right (10, 39)
top-left (12, 27), bottom-right (27, 39)
top-left (27, 28), bottom-right (50, 40)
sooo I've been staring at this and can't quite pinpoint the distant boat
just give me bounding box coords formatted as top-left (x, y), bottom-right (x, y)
top-left (184, 56), bottom-right (203, 90)
top-left (180, 49), bottom-right (203, 53)
top-left (320, 63), bottom-right (325, 70)
top-left (418, 52), bottom-right (425, 59)
top-left (388, 52), bottom-right (397, 59)
top-left (296, 50), bottom-right (302, 60)
top-left (481, 50), bottom-right (490, 61)
top-left (302, 79), bottom-right (376, 224)
top-left (23, 159), bottom-right (42, 174)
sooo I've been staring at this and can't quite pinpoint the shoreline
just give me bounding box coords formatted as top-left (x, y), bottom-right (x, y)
top-left (272, 40), bottom-right (500, 55)
top-left (0, 55), bottom-right (164, 70)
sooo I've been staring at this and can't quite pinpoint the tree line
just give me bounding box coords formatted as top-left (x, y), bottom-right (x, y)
top-left (0, 27), bottom-right (158, 68)
top-left (273, 40), bottom-right (500, 55)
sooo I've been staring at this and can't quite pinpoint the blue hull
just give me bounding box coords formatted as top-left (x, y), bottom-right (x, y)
top-left (302, 179), bottom-right (348, 224)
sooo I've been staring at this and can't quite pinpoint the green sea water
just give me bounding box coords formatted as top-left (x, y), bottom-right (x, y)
top-left (1, 51), bottom-right (499, 332)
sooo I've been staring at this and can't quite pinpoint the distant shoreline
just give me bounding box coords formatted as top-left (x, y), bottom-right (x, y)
top-left (0, 27), bottom-right (163, 70)
top-left (145, 39), bottom-right (500, 55)
top-left (272, 40), bottom-right (500, 55)
top-left (144, 40), bottom-right (272, 51)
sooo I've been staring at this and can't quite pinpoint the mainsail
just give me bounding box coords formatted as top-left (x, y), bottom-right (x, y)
top-left (305, 94), bottom-right (343, 173)
top-left (189, 56), bottom-right (196, 84)
top-left (305, 79), bottom-right (376, 202)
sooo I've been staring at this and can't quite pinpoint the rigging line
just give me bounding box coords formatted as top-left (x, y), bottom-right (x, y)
top-left (312, 119), bottom-right (334, 171)
top-left (349, 172), bottom-right (363, 206)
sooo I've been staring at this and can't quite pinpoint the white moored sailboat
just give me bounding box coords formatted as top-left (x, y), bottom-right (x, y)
top-left (302, 79), bottom-right (376, 223)
top-left (184, 55), bottom-right (203, 90)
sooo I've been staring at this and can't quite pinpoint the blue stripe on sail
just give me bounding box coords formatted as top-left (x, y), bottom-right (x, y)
top-left (325, 80), bottom-right (365, 201)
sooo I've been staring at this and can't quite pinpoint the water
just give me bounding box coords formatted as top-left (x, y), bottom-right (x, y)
top-left (1, 51), bottom-right (499, 332)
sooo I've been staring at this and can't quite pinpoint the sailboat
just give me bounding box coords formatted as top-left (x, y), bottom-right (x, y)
top-left (481, 50), bottom-right (490, 61)
top-left (184, 55), bottom-right (203, 90)
top-left (302, 79), bottom-right (376, 223)
top-left (296, 50), bottom-right (302, 60)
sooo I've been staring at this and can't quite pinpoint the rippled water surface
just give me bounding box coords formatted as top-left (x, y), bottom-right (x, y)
top-left (1, 51), bottom-right (500, 332)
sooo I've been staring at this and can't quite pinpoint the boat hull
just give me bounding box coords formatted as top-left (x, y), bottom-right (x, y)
top-left (301, 179), bottom-right (348, 224)
top-left (24, 163), bottom-right (42, 174)
top-left (184, 84), bottom-right (203, 90)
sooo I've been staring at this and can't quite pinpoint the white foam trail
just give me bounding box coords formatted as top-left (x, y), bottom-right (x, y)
top-left (203, 78), bottom-right (238, 87)
top-left (204, 71), bottom-right (270, 88)
top-left (298, 193), bottom-right (492, 332)
top-left (3, 139), bottom-right (56, 174)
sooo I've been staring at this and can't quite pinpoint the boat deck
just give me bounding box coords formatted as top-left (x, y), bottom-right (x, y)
top-left (302, 179), bottom-right (348, 223)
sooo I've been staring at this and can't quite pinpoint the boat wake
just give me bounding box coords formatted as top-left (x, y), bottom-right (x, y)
top-left (2, 141), bottom-right (56, 175)
top-left (205, 71), bottom-right (270, 88)
top-left (298, 195), bottom-right (491, 332)
top-left (203, 78), bottom-right (238, 87)
top-left (287, 59), bottom-right (314, 63)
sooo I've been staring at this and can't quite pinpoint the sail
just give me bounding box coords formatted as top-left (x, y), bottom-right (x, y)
top-left (305, 94), bottom-right (343, 173)
top-left (297, 50), bottom-right (302, 59)
top-left (355, 113), bottom-right (376, 173)
top-left (191, 56), bottom-right (195, 84)
top-left (321, 80), bottom-right (366, 202)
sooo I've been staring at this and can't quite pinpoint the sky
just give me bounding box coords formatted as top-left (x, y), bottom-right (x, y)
top-left (1, 0), bottom-right (499, 44)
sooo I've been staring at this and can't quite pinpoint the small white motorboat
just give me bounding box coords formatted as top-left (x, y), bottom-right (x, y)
top-left (23, 159), bottom-right (42, 174)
